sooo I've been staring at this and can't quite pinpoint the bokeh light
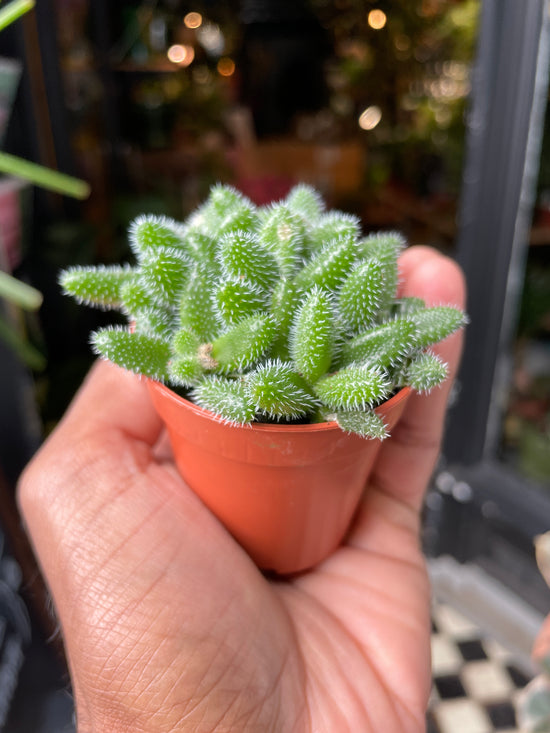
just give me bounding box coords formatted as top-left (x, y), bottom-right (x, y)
top-left (368, 9), bottom-right (387, 30)
top-left (358, 105), bottom-right (382, 130)
top-left (167, 44), bottom-right (195, 67)
top-left (184, 12), bottom-right (203, 29)
top-left (217, 57), bottom-right (235, 77)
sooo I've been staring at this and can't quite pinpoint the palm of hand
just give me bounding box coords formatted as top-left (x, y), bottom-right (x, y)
top-left (19, 247), bottom-right (464, 733)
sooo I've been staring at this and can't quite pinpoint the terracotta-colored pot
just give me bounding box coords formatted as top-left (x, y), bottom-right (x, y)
top-left (148, 381), bottom-right (411, 574)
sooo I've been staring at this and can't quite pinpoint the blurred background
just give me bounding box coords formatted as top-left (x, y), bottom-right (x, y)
top-left (0, 1), bottom-right (549, 730)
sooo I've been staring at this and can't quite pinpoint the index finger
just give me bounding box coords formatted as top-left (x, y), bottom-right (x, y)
top-left (44, 360), bottom-right (163, 451)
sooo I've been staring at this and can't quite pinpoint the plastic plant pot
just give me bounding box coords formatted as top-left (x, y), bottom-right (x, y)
top-left (148, 381), bottom-right (411, 575)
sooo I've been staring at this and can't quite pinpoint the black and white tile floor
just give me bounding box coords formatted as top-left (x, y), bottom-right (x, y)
top-left (428, 599), bottom-right (532, 732)
top-left (427, 557), bottom-right (544, 733)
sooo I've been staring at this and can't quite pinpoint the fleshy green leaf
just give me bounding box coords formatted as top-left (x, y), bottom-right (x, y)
top-left (171, 327), bottom-right (201, 355)
top-left (179, 267), bottom-right (219, 341)
top-left (341, 318), bottom-right (416, 369)
top-left (217, 230), bottom-right (278, 292)
top-left (129, 214), bottom-right (186, 257)
top-left (285, 183), bottom-right (324, 222)
top-left (192, 376), bottom-right (256, 425)
top-left (307, 211), bottom-right (361, 253)
top-left (412, 306), bottom-right (467, 348)
top-left (211, 313), bottom-right (276, 372)
top-left (60, 265), bottom-right (135, 309)
top-left (339, 259), bottom-right (384, 334)
top-left (213, 277), bottom-right (268, 326)
top-left (269, 278), bottom-right (301, 360)
top-left (357, 232), bottom-right (404, 312)
top-left (314, 365), bottom-right (391, 411)
top-left (290, 286), bottom-right (334, 382)
top-left (184, 230), bottom-right (219, 272)
top-left (218, 203), bottom-right (259, 237)
top-left (119, 277), bottom-right (153, 315)
top-left (404, 350), bottom-right (448, 392)
top-left (139, 246), bottom-right (189, 308)
top-left (168, 354), bottom-right (203, 386)
top-left (246, 360), bottom-right (318, 419)
top-left (256, 203), bottom-right (306, 277)
top-left (336, 409), bottom-right (388, 440)
top-left (358, 231), bottom-right (406, 260)
top-left (392, 296), bottom-right (426, 317)
top-left (208, 184), bottom-right (252, 217)
top-left (168, 325), bottom-right (203, 386)
top-left (133, 308), bottom-right (175, 339)
top-left (294, 235), bottom-right (358, 292)
top-left (198, 185), bottom-right (258, 237)
top-left (92, 327), bottom-right (170, 381)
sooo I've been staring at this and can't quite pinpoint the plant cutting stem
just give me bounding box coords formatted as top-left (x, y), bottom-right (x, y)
top-left (0, 271), bottom-right (42, 310)
top-left (0, 0), bottom-right (35, 32)
top-left (0, 152), bottom-right (90, 200)
top-left (0, 313), bottom-right (45, 370)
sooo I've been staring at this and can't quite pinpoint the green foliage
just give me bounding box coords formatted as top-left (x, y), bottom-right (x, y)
top-left (339, 259), bottom-right (384, 335)
top-left (61, 183), bottom-right (467, 439)
top-left (412, 306), bottom-right (468, 348)
top-left (246, 361), bottom-right (318, 419)
top-left (290, 287), bottom-right (334, 383)
top-left (314, 365), bottom-right (391, 411)
top-left (211, 313), bottom-right (276, 373)
top-left (129, 215), bottom-right (185, 257)
top-left (256, 204), bottom-right (306, 277)
top-left (285, 183), bottom-right (324, 222)
top-left (139, 246), bottom-right (190, 306)
top-left (340, 318), bottom-right (416, 369)
top-left (91, 327), bottom-right (170, 382)
top-left (213, 278), bottom-right (267, 326)
top-left (178, 267), bottom-right (219, 341)
top-left (404, 351), bottom-right (449, 392)
top-left (307, 211), bottom-right (361, 254)
top-left (294, 235), bottom-right (357, 291)
top-left (336, 409), bottom-right (388, 440)
top-left (218, 231), bottom-right (279, 292)
top-left (60, 265), bottom-right (134, 309)
top-left (192, 376), bottom-right (256, 425)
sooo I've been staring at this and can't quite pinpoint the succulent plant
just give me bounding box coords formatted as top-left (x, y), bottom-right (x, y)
top-left (60, 183), bottom-right (466, 439)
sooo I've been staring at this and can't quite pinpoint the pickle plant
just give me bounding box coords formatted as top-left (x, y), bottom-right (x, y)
top-left (60, 183), bottom-right (466, 439)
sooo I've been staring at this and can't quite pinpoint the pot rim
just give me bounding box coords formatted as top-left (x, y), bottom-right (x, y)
top-left (148, 379), bottom-right (412, 435)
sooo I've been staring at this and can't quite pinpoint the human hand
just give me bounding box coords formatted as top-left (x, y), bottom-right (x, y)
top-left (18, 245), bottom-right (465, 733)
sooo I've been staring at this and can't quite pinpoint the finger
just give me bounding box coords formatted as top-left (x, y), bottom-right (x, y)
top-left (50, 359), bottom-right (163, 448)
top-left (369, 247), bottom-right (466, 512)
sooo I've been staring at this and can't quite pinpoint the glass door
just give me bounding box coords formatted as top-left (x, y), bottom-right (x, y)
top-left (428, 0), bottom-right (550, 613)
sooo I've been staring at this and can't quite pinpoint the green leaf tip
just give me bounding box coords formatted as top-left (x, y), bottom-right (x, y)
top-left (192, 376), bottom-right (256, 425)
top-left (129, 214), bottom-right (185, 257)
top-left (246, 360), bottom-right (318, 419)
top-left (336, 409), bottom-right (389, 440)
top-left (211, 313), bottom-right (276, 373)
top-left (314, 365), bottom-right (391, 411)
top-left (412, 306), bottom-right (468, 348)
top-left (60, 265), bottom-right (134, 309)
top-left (290, 286), bottom-right (335, 383)
top-left (91, 327), bottom-right (170, 382)
top-left (404, 351), bottom-right (449, 392)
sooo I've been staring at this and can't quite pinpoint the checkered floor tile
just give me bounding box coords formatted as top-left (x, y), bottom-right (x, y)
top-left (428, 601), bottom-right (533, 733)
